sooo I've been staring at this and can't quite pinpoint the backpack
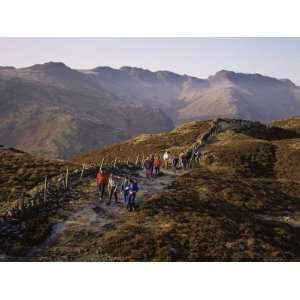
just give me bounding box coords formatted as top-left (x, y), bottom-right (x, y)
top-left (109, 176), bottom-right (117, 187)
top-left (144, 160), bottom-right (151, 169)
top-left (130, 182), bottom-right (139, 192)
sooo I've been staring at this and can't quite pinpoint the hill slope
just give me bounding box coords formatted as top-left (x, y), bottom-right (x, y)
top-left (0, 63), bottom-right (173, 159)
top-left (0, 145), bottom-right (77, 215)
top-left (72, 117), bottom-right (300, 261)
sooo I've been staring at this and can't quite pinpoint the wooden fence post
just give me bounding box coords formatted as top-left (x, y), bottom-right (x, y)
top-left (18, 193), bottom-right (25, 211)
top-left (100, 158), bottom-right (105, 171)
top-left (80, 164), bottom-right (85, 180)
top-left (65, 168), bottom-right (69, 190)
top-left (44, 176), bottom-right (47, 203)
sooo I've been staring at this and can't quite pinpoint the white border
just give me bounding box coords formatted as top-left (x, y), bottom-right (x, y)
top-left (1, 1), bottom-right (300, 300)
top-left (0, 0), bottom-right (300, 36)
top-left (0, 262), bottom-right (299, 300)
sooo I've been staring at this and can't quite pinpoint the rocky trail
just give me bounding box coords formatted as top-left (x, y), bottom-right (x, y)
top-left (24, 169), bottom-right (178, 261)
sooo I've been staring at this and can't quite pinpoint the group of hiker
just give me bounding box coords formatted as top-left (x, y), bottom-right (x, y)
top-left (162, 150), bottom-right (199, 171)
top-left (143, 155), bottom-right (162, 179)
top-left (95, 149), bottom-right (199, 212)
top-left (142, 149), bottom-right (198, 178)
top-left (96, 170), bottom-right (139, 211)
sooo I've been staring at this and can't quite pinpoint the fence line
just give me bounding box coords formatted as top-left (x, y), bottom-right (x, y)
top-left (4, 151), bottom-right (200, 219)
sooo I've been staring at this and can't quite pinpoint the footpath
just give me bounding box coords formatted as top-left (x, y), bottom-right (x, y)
top-left (26, 169), bottom-right (179, 261)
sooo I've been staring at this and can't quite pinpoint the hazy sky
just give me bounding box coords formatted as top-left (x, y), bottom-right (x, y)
top-left (1, 37), bottom-right (300, 84)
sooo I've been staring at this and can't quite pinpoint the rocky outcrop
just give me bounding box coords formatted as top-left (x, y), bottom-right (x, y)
top-left (187, 118), bottom-right (299, 159)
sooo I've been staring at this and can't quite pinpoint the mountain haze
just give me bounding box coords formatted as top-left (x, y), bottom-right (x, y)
top-left (84, 67), bottom-right (300, 124)
top-left (0, 63), bottom-right (173, 159)
top-left (1, 62), bottom-right (300, 158)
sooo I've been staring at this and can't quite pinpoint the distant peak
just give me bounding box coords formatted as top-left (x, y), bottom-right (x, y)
top-left (92, 66), bottom-right (116, 72)
top-left (215, 69), bottom-right (234, 75)
top-left (208, 70), bottom-right (235, 84)
top-left (213, 70), bottom-right (236, 78)
top-left (28, 61), bottom-right (71, 71)
top-left (120, 66), bottom-right (150, 73)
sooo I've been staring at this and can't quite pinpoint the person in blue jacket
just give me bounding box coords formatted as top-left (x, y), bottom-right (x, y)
top-left (121, 176), bottom-right (130, 205)
top-left (127, 178), bottom-right (139, 212)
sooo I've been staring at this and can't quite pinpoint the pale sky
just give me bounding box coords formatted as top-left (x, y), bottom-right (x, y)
top-left (1, 37), bottom-right (300, 84)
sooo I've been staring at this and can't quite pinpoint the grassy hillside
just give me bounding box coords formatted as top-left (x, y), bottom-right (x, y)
top-left (74, 120), bottom-right (211, 163)
top-left (0, 145), bottom-right (77, 215)
top-left (74, 167), bottom-right (300, 261)
top-left (3, 117), bottom-right (300, 261)
top-left (273, 116), bottom-right (300, 134)
top-left (71, 117), bottom-right (300, 261)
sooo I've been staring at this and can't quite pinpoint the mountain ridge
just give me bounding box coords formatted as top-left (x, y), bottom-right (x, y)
top-left (1, 61), bottom-right (300, 158)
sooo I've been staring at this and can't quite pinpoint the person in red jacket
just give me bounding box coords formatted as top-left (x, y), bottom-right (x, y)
top-left (96, 170), bottom-right (108, 199)
top-left (154, 156), bottom-right (161, 177)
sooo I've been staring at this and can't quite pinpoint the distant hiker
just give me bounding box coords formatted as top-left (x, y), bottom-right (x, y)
top-left (195, 150), bottom-right (201, 162)
top-left (154, 156), bottom-right (162, 176)
top-left (163, 150), bottom-right (170, 169)
top-left (127, 178), bottom-right (139, 212)
top-left (121, 176), bottom-right (130, 205)
top-left (172, 156), bottom-right (179, 172)
top-left (107, 174), bottom-right (121, 205)
top-left (179, 152), bottom-right (186, 168)
top-left (181, 153), bottom-right (188, 169)
top-left (185, 151), bottom-right (192, 168)
top-left (143, 157), bottom-right (152, 179)
top-left (96, 170), bottom-right (108, 199)
top-left (150, 154), bottom-right (155, 177)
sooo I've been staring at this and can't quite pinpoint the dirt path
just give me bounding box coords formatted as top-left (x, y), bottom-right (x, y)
top-left (27, 169), bottom-right (178, 261)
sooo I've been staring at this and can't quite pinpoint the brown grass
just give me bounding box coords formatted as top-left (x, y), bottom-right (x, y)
top-left (77, 168), bottom-right (300, 261)
top-left (74, 120), bottom-right (211, 163)
top-left (0, 146), bottom-right (77, 215)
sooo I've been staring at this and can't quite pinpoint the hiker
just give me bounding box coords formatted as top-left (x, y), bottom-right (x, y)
top-left (121, 176), bottom-right (130, 205)
top-left (143, 157), bottom-right (152, 179)
top-left (127, 178), bottom-right (139, 212)
top-left (150, 154), bottom-right (155, 177)
top-left (180, 153), bottom-right (187, 169)
top-left (107, 173), bottom-right (121, 205)
top-left (179, 152), bottom-right (184, 168)
top-left (172, 156), bottom-right (179, 172)
top-left (154, 156), bottom-right (161, 176)
top-left (163, 150), bottom-right (170, 169)
top-left (195, 150), bottom-right (201, 163)
top-left (96, 169), bottom-right (108, 199)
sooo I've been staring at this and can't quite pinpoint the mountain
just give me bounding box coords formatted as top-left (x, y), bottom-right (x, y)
top-left (84, 67), bottom-right (300, 124)
top-left (1, 62), bottom-right (300, 159)
top-left (0, 63), bottom-right (173, 159)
